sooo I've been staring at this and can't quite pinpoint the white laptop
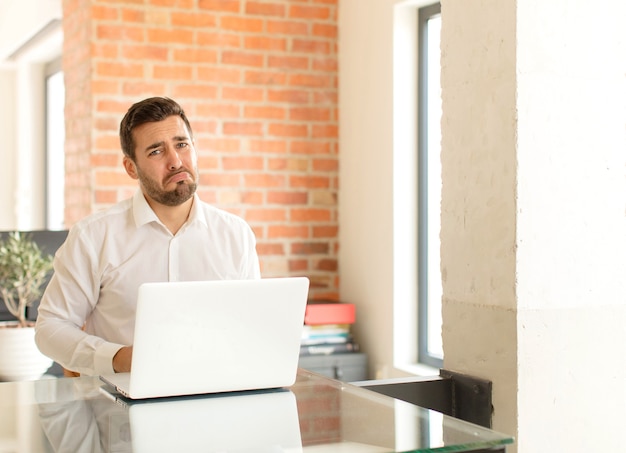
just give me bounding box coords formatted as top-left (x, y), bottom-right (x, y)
top-left (100, 277), bottom-right (309, 399)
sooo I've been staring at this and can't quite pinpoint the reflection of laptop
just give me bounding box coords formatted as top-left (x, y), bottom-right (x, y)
top-left (100, 277), bottom-right (309, 399)
top-left (102, 388), bottom-right (303, 452)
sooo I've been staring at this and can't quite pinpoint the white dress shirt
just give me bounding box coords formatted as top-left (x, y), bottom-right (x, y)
top-left (35, 190), bottom-right (260, 376)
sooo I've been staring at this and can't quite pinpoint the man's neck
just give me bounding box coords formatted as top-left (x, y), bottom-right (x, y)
top-left (147, 196), bottom-right (194, 235)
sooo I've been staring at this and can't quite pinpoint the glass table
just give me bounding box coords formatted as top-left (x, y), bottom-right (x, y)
top-left (0, 369), bottom-right (513, 452)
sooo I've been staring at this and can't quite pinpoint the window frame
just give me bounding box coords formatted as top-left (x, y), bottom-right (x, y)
top-left (417, 2), bottom-right (443, 369)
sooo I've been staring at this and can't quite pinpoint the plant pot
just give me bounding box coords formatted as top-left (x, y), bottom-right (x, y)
top-left (0, 321), bottom-right (53, 381)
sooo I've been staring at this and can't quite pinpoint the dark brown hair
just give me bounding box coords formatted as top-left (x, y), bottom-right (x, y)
top-left (119, 97), bottom-right (194, 160)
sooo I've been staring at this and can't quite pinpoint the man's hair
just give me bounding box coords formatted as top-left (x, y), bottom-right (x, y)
top-left (119, 97), bottom-right (194, 160)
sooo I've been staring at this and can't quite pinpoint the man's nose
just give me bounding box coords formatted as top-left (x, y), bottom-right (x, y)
top-left (165, 147), bottom-right (182, 170)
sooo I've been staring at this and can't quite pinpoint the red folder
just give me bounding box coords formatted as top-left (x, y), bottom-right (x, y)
top-left (304, 302), bottom-right (355, 325)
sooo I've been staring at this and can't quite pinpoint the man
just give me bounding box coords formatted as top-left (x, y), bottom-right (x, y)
top-left (35, 97), bottom-right (261, 376)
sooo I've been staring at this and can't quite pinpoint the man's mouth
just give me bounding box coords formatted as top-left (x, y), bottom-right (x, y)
top-left (167, 172), bottom-right (190, 184)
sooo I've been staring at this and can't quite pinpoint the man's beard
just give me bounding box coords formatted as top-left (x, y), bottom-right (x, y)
top-left (137, 168), bottom-right (198, 207)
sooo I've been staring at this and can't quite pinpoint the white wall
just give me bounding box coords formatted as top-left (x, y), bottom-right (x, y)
top-left (0, 69), bottom-right (17, 229)
top-left (0, 0), bottom-right (62, 230)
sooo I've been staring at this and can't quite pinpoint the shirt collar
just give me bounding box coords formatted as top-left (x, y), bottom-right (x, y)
top-left (132, 190), bottom-right (208, 229)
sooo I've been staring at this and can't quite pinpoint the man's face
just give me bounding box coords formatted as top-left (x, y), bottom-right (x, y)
top-left (123, 115), bottom-right (199, 207)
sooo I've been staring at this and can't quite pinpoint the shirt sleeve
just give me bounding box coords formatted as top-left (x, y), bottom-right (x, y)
top-left (242, 222), bottom-right (261, 279)
top-left (34, 228), bottom-right (124, 376)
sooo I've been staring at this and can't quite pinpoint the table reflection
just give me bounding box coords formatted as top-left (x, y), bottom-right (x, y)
top-left (34, 378), bottom-right (302, 453)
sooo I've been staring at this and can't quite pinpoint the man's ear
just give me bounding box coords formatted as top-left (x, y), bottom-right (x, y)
top-left (123, 156), bottom-right (139, 180)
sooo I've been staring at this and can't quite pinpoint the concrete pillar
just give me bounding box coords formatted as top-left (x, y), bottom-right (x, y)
top-left (441, 0), bottom-right (626, 451)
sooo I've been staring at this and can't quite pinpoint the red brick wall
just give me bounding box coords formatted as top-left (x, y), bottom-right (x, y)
top-left (62, 0), bottom-right (339, 299)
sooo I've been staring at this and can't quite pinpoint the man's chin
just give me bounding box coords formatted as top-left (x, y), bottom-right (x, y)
top-left (153, 183), bottom-right (197, 207)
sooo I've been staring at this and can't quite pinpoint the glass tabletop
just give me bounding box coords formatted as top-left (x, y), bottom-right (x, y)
top-left (0, 369), bottom-right (513, 452)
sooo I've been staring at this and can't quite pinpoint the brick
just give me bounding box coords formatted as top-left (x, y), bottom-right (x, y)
top-left (268, 89), bottom-right (309, 104)
top-left (292, 242), bottom-right (329, 255)
top-left (199, 173), bottom-right (242, 187)
top-left (267, 191), bottom-right (308, 205)
top-left (95, 190), bottom-right (118, 204)
top-left (246, 208), bottom-right (287, 222)
top-left (96, 24), bottom-right (144, 42)
top-left (244, 36), bottom-right (287, 51)
top-left (268, 123), bottom-right (308, 137)
top-left (289, 259), bottom-right (308, 272)
top-left (222, 122), bottom-right (263, 135)
top-left (122, 81), bottom-right (167, 96)
top-left (289, 175), bottom-right (330, 189)
top-left (97, 99), bottom-right (133, 114)
top-left (152, 64), bottom-right (193, 80)
top-left (244, 173), bottom-right (286, 188)
top-left (121, 45), bottom-right (169, 61)
top-left (95, 170), bottom-right (132, 186)
top-left (145, 10), bottom-right (170, 25)
top-left (256, 242), bottom-right (285, 255)
top-left (91, 5), bottom-right (119, 20)
top-left (267, 19), bottom-right (309, 36)
top-left (147, 28), bottom-right (194, 44)
top-left (268, 157), bottom-right (308, 171)
top-left (242, 191), bottom-right (264, 204)
top-left (203, 138), bottom-right (242, 152)
top-left (311, 191), bottom-right (337, 206)
top-left (312, 57), bottom-right (338, 72)
top-left (171, 12), bottom-right (217, 27)
top-left (290, 107), bottom-right (331, 121)
top-left (244, 70), bottom-right (287, 85)
top-left (220, 16), bottom-right (264, 33)
top-left (292, 39), bottom-right (331, 54)
top-left (312, 158), bottom-right (338, 171)
top-left (222, 50), bottom-right (264, 67)
top-left (172, 84), bottom-right (219, 99)
top-left (198, 0), bottom-right (240, 12)
top-left (121, 8), bottom-right (145, 23)
top-left (267, 225), bottom-right (309, 239)
top-left (312, 124), bottom-right (338, 138)
top-left (312, 23), bottom-right (338, 39)
top-left (91, 79), bottom-right (120, 95)
top-left (91, 42), bottom-right (118, 59)
top-left (197, 32), bottom-right (241, 48)
top-left (249, 140), bottom-right (287, 153)
top-left (173, 48), bottom-right (218, 63)
top-left (222, 86), bottom-right (265, 102)
top-left (315, 258), bottom-right (337, 271)
top-left (197, 102), bottom-right (241, 117)
top-left (96, 62), bottom-right (144, 78)
top-left (246, 2), bottom-right (286, 17)
top-left (222, 156), bottom-right (265, 170)
top-left (197, 67), bottom-right (241, 83)
top-left (94, 135), bottom-right (121, 151)
top-left (288, 73), bottom-right (332, 88)
top-left (289, 5), bottom-right (330, 20)
top-left (291, 208), bottom-right (331, 222)
top-left (90, 152), bottom-right (119, 166)
top-left (313, 225), bottom-right (338, 238)
top-left (244, 105), bottom-right (286, 120)
top-left (267, 55), bottom-right (308, 70)
top-left (290, 141), bottom-right (331, 155)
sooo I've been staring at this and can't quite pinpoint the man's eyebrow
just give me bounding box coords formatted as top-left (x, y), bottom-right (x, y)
top-left (144, 141), bottom-right (164, 153)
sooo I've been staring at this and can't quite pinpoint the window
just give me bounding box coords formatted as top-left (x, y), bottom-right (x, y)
top-left (45, 59), bottom-right (65, 230)
top-left (417, 3), bottom-right (442, 368)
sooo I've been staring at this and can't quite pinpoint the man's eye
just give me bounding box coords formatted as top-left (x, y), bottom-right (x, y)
top-left (148, 149), bottom-right (162, 156)
top-left (176, 142), bottom-right (188, 149)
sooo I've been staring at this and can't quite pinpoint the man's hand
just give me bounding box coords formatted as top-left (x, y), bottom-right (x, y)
top-left (112, 346), bottom-right (133, 373)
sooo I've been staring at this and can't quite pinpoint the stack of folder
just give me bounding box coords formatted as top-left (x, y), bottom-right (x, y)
top-left (300, 301), bottom-right (360, 356)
